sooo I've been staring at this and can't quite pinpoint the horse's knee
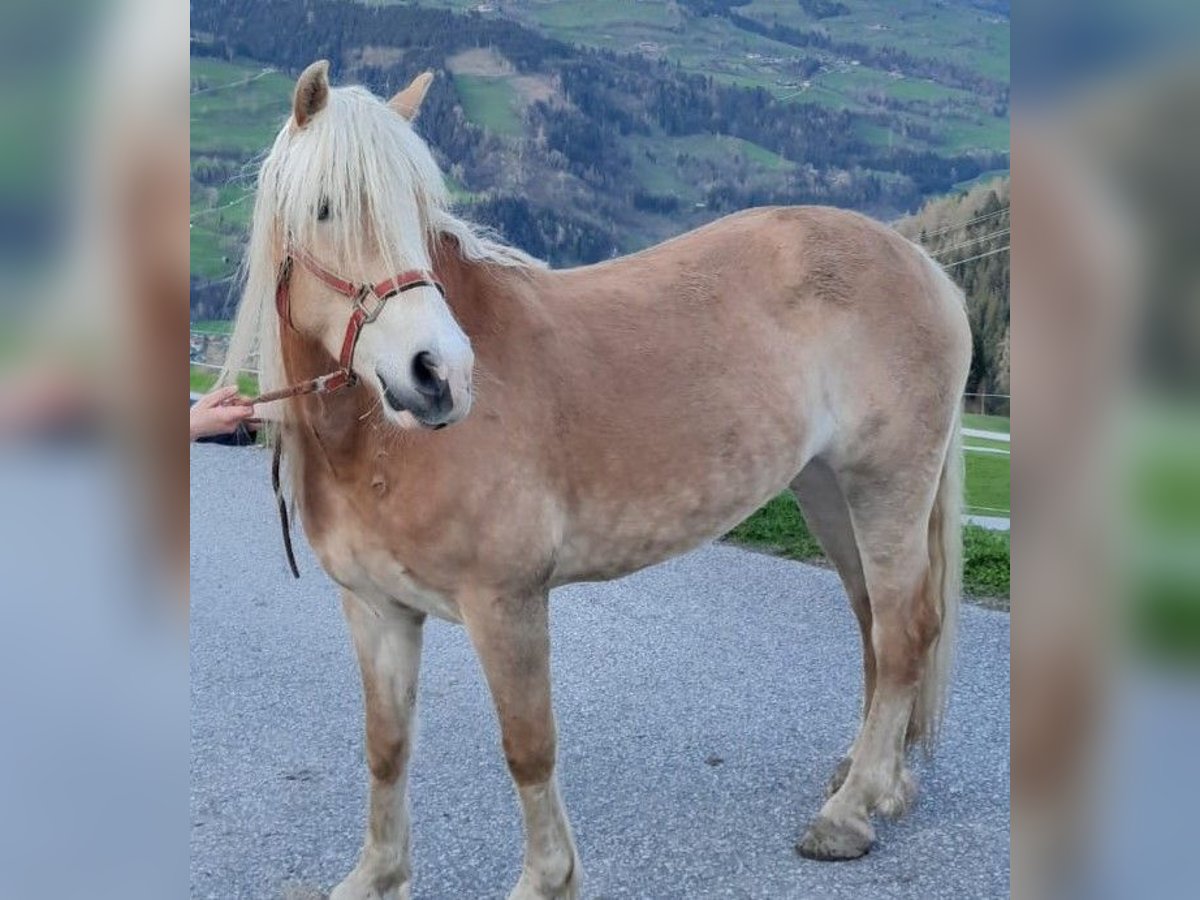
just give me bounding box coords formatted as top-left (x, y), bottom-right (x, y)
top-left (364, 704), bottom-right (409, 784)
top-left (503, 727), bottom-right (556, 786)
top-left (366, 739), bottom-right (408, 784)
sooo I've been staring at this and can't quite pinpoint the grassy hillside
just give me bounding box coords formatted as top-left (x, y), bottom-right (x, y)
top-left (190, 58), bottom-right (293, 288)
top-left (451, 73), bottom-right (524, 136)
top-left (191, 1), bottom-right (1008, 313)
top-left (409, 0), bottom-right (1009, 157)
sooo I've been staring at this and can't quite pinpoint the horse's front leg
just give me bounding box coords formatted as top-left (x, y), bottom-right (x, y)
top-left (463, 589), bottom-right (580, 900)
top-left (332, 591), bottom-right (425, 900)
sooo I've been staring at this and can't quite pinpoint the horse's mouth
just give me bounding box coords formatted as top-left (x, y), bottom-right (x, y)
top-left (380, 380), bottom-right (407, 414)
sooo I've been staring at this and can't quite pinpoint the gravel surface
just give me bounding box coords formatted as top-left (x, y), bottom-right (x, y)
top-left (191, 443), bottom-right (1009, 899)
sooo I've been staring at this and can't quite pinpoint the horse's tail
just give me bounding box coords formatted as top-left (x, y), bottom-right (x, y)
top-left (909, 409), bottom-right (963, 752)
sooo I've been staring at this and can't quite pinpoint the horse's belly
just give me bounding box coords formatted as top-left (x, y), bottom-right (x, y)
top-left (552, 457), bottom-right (793, 585)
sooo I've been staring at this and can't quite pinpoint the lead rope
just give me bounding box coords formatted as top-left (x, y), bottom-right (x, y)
top-left (252, 255), bottom-right (351, 581)
top-left (271, 440), bottom-right (301, 579)
top-left (253, 374), bottom-right (351, 581)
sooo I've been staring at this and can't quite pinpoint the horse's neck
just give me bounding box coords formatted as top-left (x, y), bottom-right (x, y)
top-left (434, 242), bottom-right (556, 400)
top-left (436, 240), bottom-right (545, 347)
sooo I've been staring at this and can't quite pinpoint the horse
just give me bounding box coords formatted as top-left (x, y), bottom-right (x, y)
top-left (221, 60), bottom-right (971, 900)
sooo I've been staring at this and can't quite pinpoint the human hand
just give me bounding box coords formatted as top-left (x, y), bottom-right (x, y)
top-left (190, 385), bottom-right (255, 441)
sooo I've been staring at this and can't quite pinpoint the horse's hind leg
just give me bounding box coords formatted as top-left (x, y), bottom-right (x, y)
top-left (462, 589), bottom-right (580, 900)
top-left (797, 446), bottom-right (951, 861)
top-left (790, 460), bottom-right (873, 796)
top-left (332, 592), bottom-right (424, 900)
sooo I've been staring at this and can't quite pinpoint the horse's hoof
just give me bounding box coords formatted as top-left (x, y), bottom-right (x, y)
top-left (507, 883), bottom-right (577, 900)
top-left (329, 876), bottom-right (410, 900)
top-left (506, 862), bottom-right (580, 900)
top-left (796, 815), bottom-right (874, 861)
top-left (826, 757), bottom-right (852, 797)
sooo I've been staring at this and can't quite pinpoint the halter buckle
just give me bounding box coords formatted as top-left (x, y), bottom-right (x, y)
top-left (353, 285), bottom-right (388, 324)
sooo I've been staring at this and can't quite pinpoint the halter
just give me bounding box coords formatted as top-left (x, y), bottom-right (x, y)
top-left (247, 248), bottom-right (445, 579)
top-left (250, 247), bottom-right (446, 405)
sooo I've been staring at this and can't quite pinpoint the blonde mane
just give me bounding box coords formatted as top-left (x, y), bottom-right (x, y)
top-left (220, 83), bottom-right (537, 407)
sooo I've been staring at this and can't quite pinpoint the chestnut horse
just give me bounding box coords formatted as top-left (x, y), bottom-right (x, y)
top-left (222, 62), bottom-right (971, 899)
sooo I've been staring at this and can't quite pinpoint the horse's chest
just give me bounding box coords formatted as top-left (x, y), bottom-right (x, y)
top-left (308, 523), bottom-right (463, 623)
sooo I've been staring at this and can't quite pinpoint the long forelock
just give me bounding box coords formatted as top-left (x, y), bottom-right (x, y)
top-left (269, 86), bottom-right (445, 275)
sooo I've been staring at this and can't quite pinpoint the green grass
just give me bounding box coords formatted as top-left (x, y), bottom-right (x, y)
top-left (189, 60), bottom-right (293, 155)
top-left (452, 74), bottom-right (523, 137)
top-left (629, 131), bottom-right (795, 206)
top-left (964, 451), bottom-right (1010, 515)
top-left (725, 489), bottom-right (1010, 602)
top-left (672, 133), bottom-right (794, 167)
top-left (532, 0), bottom-right (674, 30)
top-left (964, 440), bottom-right (1009, 461)
top-left (725, 493), bottom-right (825, 562)
top-left (191, 366), bottom-right (258, 396)
top-left (935, 117), bottom-right (1011, 155)
top-left (962, 413), bottom-right (1010, 434)
top-left (741, 0), bottom-right (1011, 81)
top-left (726, 135), bottom-right (792, 170)
top-left (190, 320), bottom-right (233, 335)
top-left (883, 77), bottom-right (973, 105)
top-left (961, 525), bottom-right (1011, 601)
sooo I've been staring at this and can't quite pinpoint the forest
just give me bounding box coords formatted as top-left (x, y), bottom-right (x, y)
top-left (897, 178), bottom-right (1010, 398)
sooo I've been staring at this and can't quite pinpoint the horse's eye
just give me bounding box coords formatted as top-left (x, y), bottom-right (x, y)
top-left (316, 199), bottom-right (330, 221)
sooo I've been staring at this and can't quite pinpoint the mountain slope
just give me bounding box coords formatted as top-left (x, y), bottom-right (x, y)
top-left (408, 0), bottom-right (1009, 156)
top-left (190, 0), bottom-right (1009, 318)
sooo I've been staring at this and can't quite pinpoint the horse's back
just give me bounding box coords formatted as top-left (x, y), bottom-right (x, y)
top-left (551, 205), bottom-right (959, 328)
top-left (540, 204), bottom-right (967, 417)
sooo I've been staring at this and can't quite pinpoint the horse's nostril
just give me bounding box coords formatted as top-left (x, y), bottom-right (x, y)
top-left (377, 355), bottom-right (453, 423)
top-left (411, 351), bottom-right (447, 399)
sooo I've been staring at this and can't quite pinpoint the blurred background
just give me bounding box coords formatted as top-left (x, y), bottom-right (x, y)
top-left (0, 1), bottom-right (187, 898)
top-left (0, 0), bottom-right (1195, 897)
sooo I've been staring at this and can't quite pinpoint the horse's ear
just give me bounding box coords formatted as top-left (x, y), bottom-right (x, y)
top-left (388, 71), bottom-right (434, 121)
top-left (293, 60), bottom-right (331, 128)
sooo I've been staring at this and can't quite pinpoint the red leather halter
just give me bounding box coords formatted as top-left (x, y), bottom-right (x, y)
top-left (251, 247), bottom-right (445, 405)
top-left (250, 248), bottom-right (445, 579)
